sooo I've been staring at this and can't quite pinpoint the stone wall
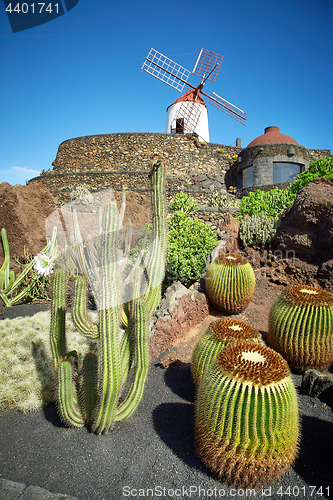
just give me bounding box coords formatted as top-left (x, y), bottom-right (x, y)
top-left (50, 132), bottom-right (239, 175)
top-left (28, 132), bottom-right (331, 208)
top-left (28, 132), bottom-right (241, 206)
top-left (308, 149), bottom-right (331, 163)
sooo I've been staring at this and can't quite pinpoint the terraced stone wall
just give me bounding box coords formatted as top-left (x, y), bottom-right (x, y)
top-left (28, 132), bottom-right (241, 205)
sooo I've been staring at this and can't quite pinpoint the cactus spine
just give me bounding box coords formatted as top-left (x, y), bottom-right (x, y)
top-left (191, 319), bottom-right (262, 386)
top-left (205, 253), bottom-right (255, 314)
top-left (195, 340), bottom-right (299, 488)
top-left (267, 285), bottom-right (333, 372)
top-left (50, 158), bottom-right (167, 434)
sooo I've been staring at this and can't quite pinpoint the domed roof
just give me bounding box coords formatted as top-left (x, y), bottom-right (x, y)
top-left (167, 89), bottom-right (207, 110)
top-left (247, 126), bottom-right (299, 148)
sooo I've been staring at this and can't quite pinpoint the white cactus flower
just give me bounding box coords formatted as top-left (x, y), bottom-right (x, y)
top-left (33, 251), bottom-right (56, 277)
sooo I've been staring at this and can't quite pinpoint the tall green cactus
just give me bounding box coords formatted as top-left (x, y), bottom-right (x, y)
top-left (49, 158), bottom-right (167, 434)
top-left (0, 227), bottom-right (56, 308)
top-left (191, 318), bottom-right (262, 386)
top-left (195, 340), bottom-right (299, 488)
top-left (267, 284), bottom-right (333, 372)
top-left (205, 253), bottom-right (255, 314)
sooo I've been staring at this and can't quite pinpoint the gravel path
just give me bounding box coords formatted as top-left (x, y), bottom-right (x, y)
top-left (0, 360), bottom-right (332, 500)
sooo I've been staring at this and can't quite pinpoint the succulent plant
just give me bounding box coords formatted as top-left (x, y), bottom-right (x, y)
top-left (267, 285), bottom-right (333, 372)
top-left (239, 213), bottom-right (280, 247)
top-left (195, 340), bottom-right (299, 488)
top-left (205, 253), bottom-right (255, 313)
top-left (191, 318), bottom-right (262, 386)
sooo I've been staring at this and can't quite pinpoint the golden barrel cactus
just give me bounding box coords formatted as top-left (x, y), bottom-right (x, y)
top-left (191, 318), bottom-right (262, 386)
top-left (205, 253), bottom-right (255, 314)
top-left (267, 285), bottom-right (333, 372)
top-left (195, 340), bottom-right (300, 488)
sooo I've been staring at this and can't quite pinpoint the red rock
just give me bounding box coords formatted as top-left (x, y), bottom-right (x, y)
top-left (0, 182), bottom-right (58, 271)
top-left (149, 282), bottom-right (209, 360)
top-left (275, 177), bottom-right (333, 263)
top-left (217, 212), bottom-right (240, 254)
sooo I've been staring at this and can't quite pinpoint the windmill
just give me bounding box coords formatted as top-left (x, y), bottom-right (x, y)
top-left (141, 48), bottom-right (247, 143)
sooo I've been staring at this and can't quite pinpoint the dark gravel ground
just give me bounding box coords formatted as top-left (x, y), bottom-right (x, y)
top-left (0, 304), bottom-right (333, 500)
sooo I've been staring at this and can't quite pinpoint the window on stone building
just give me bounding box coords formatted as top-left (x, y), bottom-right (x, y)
top-left (273, 162), bottom-right (303, 184)
top-left (238, 166), bottom-right (253, 188)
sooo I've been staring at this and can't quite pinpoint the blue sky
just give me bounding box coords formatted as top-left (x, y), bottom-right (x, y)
top-left (1, 0), bottom-right (332, 186)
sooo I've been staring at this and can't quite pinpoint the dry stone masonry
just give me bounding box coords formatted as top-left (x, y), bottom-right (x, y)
top-left (28, 132), bottom-right (241, 205)
top-left (27, 132), bottom-right (331, 231)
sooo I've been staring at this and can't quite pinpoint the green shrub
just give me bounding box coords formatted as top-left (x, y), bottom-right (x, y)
top-left (165, 193), bottom-right (217, 287)
top-left (237, 188), bottom-right (296, 220)
top-left (169, 191), bottom-right (198, 214)
top-left (290, 156), bottom-right (333, 194)
top-left (239, 213), bottom-right (280, 247)
top-left (40, 168), bottom-right (52, 176)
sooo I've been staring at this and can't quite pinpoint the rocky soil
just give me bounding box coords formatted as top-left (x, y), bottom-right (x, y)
top-left (1, 177), bottom-right (332, 369)
top-left (0, 182), bottom-right (152, 272)
top-left (156, 275), bottom-right (284, 367)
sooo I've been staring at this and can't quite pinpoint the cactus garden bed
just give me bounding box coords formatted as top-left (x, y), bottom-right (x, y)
top-left (1, 171), bottom-right (333, 498)
top-left (0, 274), bottom-right (332, 500)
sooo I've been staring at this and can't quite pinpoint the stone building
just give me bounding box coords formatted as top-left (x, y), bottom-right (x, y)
top-left (232, 126), bottom-right (309, 189)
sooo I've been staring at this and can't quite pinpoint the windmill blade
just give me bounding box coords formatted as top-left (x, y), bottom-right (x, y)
top-left (209, 91), bottom-right (247, 125)
top-left (141, 48), bottom-right (190, 92)
top-left (192, 48), bottom-right (223, 83)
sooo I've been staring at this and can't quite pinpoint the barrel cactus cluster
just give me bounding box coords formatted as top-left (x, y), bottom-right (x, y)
top-left (194, 340), bottom-right (300, 488)
top-left (267, 284), bottom-right (333, 372)
top-left (49, 158), bottom-right (167, 434)
top-left (191, 318), bottom-right (263, 386)
top-left (205, 253), bottom-right (255, 314)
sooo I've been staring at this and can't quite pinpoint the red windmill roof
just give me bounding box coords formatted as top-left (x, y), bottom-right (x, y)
top-left (247, 126), bottom-right (299, 148)
top-left (167, 89), bottom-right (207, 110)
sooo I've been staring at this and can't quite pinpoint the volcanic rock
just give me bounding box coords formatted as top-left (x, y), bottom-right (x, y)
top-left (0, 182), bottom-right (58, 271)
top-left (301, 369), bottom-right (333, 400)
top-left (274, 177), bottom-right (333, 263)
top-left (149, 281), bottom-right (209, 360)
top-left (216, 211), bottom-right (240, 253)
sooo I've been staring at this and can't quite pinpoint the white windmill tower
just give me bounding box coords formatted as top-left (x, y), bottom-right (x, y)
top-left (141, 48), bottom-right (247, 143)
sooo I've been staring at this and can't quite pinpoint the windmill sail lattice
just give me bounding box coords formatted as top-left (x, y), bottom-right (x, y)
top-left (209, 92), bottom-right (247, 125)
top-left (142, 48), bottom-right (190, 92)
top-left (192, 48), bottom-right (223, 83)
top-left (142, 47), bottom-right (247, 138)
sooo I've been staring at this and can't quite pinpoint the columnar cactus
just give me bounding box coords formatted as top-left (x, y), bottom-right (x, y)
top-left (195, 340), bottom-right (299, 488)
top-left (267, 284), bottom-right (333, 372)
top-left (191, 318), bottom-right (262, 386)
top-left (205, 253), bottom-right (255, 314)
top-left (49, 158), bottom-right (167, 434)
